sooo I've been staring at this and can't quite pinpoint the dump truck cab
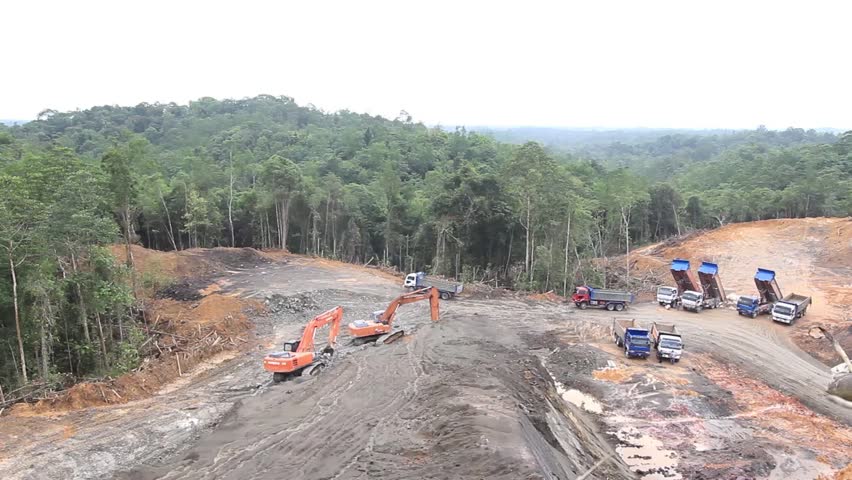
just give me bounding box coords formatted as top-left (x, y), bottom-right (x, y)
top-left (657, 335), bottom-right (683, 361)
top-left (737, 295), bottom-right (758, 315)
top-left (681, 290), bottom-right (704, 312)
top-left (656, 286), bottom-right (680, 307)
top-left (403, 273), bottom-right (419, 288)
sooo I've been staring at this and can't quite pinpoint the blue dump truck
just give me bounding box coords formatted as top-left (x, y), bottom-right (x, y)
top-left (737, 268), bottom-right (783, 318)
top-left (612, 319), bottom-right (651, 359)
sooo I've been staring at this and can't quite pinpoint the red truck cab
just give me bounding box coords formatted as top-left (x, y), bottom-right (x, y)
top-left (571, 286), bottom-right (591, 303)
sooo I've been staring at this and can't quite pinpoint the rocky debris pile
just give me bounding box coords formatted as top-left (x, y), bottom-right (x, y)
top-left (266, 293), bottom-right (319, 314)
top-left (828, 374), bottom-right (852, 401)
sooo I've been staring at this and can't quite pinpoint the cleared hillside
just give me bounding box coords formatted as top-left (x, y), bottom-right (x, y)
top-left (630, 217), bottom-right (852, 365)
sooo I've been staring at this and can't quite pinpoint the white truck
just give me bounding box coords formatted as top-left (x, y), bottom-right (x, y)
top-left (681, 290), bottom-right (722, 312)
top-left (771, 293), bottom-right (811, 324)
top-left (656, 286), bottom-right (680, 308)
top-left (404, 272), bottom-right (463, 300)
top-left (650, 322), bottom-right (683, 363)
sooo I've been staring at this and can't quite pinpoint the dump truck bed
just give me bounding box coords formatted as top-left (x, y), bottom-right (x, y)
top-left (754, 268), bottom-right (782, 304)
top-left (590, 288), bottom-right (634, 303)
top-left (651, 322), bottom-right (681, 343)
top-left (613, 318), bottom-right (638, 336)
top-left (697, 262), bottom-right (726, 302)
top-left (671, 259), bottom-right (701, 294)
top-left (419, 276), bottom-right (463, 294)
top-left (652, 322), bottom-right (677, 336)
top-left (781, 293), bottom-right (811, 306)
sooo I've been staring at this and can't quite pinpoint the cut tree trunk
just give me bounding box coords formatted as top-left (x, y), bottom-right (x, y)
top-left (9, 250), bottom-right (27, 383)
top-left (228, 152), bottom-right (235, 247)
top-left (71, 253), bottom-right (92, 344)
top-left (159, 188), bottom-right (178, 251)
top-left (563, 214), bottom-right (572, 297)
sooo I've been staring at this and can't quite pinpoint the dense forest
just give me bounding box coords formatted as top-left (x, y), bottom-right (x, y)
top-left (1, 95), bottom-right (850, 398)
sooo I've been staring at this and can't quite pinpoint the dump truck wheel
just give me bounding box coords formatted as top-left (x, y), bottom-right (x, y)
top-left (440, 292), bottom-right (451, 300)
top-left (606, 303), bottom-right (615, 311)
top-left (579, 302), bottom-right (588, 310)
top-left (615, 303), bottom-right (624, 312)
top-left (751, 312), bottom-right (757, 319)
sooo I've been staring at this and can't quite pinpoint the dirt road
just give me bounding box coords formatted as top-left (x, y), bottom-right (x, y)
top-left (1, 256), bottom-right (850, 479)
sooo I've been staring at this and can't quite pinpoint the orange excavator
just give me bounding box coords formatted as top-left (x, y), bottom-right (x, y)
top-left (347, 287), bottom-right (439, 345)
top-left (263, 306), bottom-right (343, 383)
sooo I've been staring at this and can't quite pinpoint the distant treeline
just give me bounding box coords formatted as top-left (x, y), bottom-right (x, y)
top-left (0, 96), bottom-right (850, 395)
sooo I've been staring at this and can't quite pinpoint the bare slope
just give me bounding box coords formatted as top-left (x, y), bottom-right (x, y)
top-left (631, 217), bottom-right (852, 365)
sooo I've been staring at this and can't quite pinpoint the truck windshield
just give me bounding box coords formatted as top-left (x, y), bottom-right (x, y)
top-left (631, 338), bottom-right (649, 346)
top-left (774, 305), bottom-right (793, 315)
top-left (683, 292), bottom-right (700, 301)
top-left (658, 287), bottom-right (677, 296)
top-left (738, 297), bottom-right (754, 307)
top-left (660, 339), bottom-right (682, 349)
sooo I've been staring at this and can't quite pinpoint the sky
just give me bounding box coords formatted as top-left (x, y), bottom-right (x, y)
top-left (2, 0), bottom-right (851, 129)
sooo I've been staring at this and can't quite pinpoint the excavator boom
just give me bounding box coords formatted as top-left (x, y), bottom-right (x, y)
top-left (377, 287), bottom-right (440, 325)
top-left (347, 287), bottom-right (440, 342)
top-left (296, 306), bottom-right (344, 353)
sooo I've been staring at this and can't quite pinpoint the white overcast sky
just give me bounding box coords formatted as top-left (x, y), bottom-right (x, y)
top-left (3, 0), bottom-right (851, 129)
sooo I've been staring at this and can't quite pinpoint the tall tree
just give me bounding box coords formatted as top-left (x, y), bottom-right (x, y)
top-left (261, 155), bottom-right (301, 250)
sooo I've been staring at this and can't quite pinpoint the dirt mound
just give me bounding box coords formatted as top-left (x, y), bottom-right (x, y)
top-left (631, 217), bottom-right (852, 364)
top-left (527, 290), bottom-right (565, 302)
top-left (111, 245), bottom-right (281, 281)
top-left (148, 294), bottom-right (262, 336)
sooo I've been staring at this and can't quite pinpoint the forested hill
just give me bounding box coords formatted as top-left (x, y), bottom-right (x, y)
top-left (480, 126), bottom-right (841, 176)
top-left (1, 95), bottom-right (851, 395)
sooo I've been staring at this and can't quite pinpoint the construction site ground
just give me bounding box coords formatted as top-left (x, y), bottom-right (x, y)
top-left (1, 218), bottom-right (851, 479)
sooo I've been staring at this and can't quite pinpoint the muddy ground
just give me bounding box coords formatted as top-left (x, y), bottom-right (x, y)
top-left (1, 255), bottom-right (850, 479)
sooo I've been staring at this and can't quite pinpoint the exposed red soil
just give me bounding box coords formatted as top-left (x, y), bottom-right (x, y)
top-left (628, 217), bottom-right (852, 365)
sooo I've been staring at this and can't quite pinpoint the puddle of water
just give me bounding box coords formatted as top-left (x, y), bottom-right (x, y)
top-left (555, 385), bottom-right (604, 414)
top-left (541, 360), bottom-right (605, 414)
top-left (614, 426), bottom-right (682, 480)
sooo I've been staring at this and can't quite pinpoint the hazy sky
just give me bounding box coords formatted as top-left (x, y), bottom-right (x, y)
top-left (3, 0), bottom-right (851, 129)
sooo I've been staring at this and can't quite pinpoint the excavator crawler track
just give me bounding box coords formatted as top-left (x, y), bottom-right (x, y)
top-left (376, 330), bottom-right (405, 345)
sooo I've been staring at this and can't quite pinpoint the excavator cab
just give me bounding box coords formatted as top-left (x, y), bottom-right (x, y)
top-left (263, 306), bottom-right (344, 382)
top-left (369, 310), bottom-right (387, 323)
